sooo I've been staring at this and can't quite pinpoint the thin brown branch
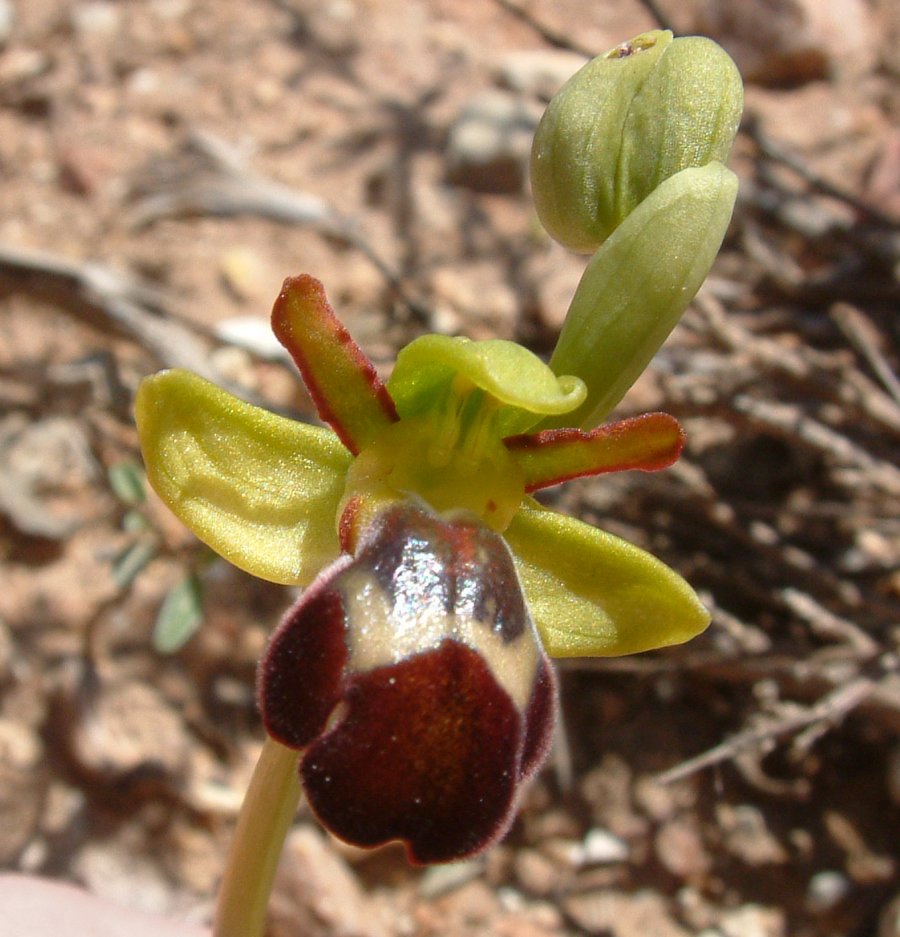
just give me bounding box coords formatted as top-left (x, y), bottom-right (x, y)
top-left (654, 677), bottom-right (875, 784)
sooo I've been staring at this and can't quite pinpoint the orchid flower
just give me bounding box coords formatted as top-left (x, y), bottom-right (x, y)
top-left (138, 273), bottom-right (710, 862)
top-left (135, 26), bottom-right (743, 937)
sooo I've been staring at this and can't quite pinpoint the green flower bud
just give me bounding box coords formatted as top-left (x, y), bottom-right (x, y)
top-left (531, 29), bottom-right (743, 253)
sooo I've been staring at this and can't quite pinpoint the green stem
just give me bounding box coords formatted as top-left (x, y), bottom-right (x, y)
top-left (212, 736), bottom-right (301, 937)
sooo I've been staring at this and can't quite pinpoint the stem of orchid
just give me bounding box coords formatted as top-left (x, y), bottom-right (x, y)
top-left (212, 736), bottom-right (301, 937)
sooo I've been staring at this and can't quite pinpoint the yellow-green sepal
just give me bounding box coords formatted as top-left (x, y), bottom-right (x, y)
top-left (545, 162), bottom-right (739, 429)
top-left (136, 369), bottom-right (351, 585)
top-left (387, 334), bottom-right (586, 436)
top-left (505, 498), bottom-right (710, 657)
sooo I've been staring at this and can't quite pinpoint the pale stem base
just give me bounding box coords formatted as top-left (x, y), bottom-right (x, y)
top-left (212, 736), bottom-right (301, 937)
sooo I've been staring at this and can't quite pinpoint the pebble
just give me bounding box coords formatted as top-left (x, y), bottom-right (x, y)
top-left (0, 47), bottom-right (50, 86)
top-left (693, 0), bottom-right (877, 84)
top-left (564, 889), bottom-right (691, 937)
top-left (514, 848), bottom-right (562, 897)
top-left (655, 817), bottom-right (712, 881)
top-left (0, 0), bottom-right (14, 48)
top-left (445, 90), bottom-right (541, 194)
top-left (74, 823), bottom-right (176, 916)
top-left (716, 803), bottom-right (788, 866)
top-left (215, 316), bottom-right (289, 361)
top-left (66, 679), bottom-right (190, 783)
top-left (805, 870), bottom-right (851, 914)
top-left (497, 49), bottom-right (586, 100)
top-left (580, 827), bottom-right (630, 865)
top-left (217, 246), bottom-right (271, 303)
top-left (709, 903), bottom-right (786, 937)
top-left (70, 2), bottom-right (122, 39)
top-left (880, 894), bottom-right (900, 937)
top-left (0, 718), bottom-right (45, 863)
top-left (269, 825), bottom-right (388, 937)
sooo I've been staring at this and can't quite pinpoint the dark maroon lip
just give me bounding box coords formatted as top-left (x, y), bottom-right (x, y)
top-left (258, 501), bottom-right (556, 864)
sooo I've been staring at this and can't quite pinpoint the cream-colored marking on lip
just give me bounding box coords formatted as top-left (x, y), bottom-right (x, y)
top-left (341, 569), bottom-right (540, 712)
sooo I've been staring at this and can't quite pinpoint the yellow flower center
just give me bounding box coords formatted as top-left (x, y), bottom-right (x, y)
top-left (342, 376), bottom-right (525, 531)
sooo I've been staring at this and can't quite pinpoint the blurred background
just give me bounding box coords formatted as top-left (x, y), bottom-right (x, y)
top-left (0, 1), bottom-right (898, 935)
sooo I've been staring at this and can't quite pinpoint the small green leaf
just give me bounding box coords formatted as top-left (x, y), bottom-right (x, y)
top-left (153, 573), bottom-right (204, 653)
top-left (108, 462), bottom-right (147, 506)
top-left (123, 509), bottom-right (151, 533)
top-left (113, 539), bottom-right (157, 589)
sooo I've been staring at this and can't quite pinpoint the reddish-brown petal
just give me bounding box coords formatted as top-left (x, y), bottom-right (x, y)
top-left (519, 657), bottom-right (556, 781)
top-left (301, 639), bottom-right (524, 864)
top-left (259, 556), bottom-right (353, 749)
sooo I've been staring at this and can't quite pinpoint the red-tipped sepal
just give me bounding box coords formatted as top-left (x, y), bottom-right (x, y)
top-left (505, 411), bottom-right (684, 492)
top-left (272, 275), bottom-right (397, 454)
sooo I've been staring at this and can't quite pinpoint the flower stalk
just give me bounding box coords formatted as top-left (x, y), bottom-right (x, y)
top-left (212, 738), bottom-right (301, 937)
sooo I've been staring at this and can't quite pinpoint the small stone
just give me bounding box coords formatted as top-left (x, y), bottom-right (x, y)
top-left (445, 90), bottom-right (541, 194)
top-left (693, 0), bottom-right (877, 84)
top-left (879, 894), bottom-right (900, 937)
top-left (654, 817), bottom-right (711, 881)
top-left (564, 889), bottom-right (691, 937)
top-left (431, 879), bottom-right (501, 930)
top-left (66, 680), bottom-right (190, 783)
top-left (580, 828), bottom-right (630, 865)
top-left (40, 782), bottom-right (85, 837)
top-left (163, 823), bottom-right (222, 895)
top-left (269, 825), bottom-right (388, 937)
top-left (218, 247), bottom-right (271, 303)
top-left (539, 836), bottom-right (583, 869)
top-left (0, 718), bottom-right (46, 863)
top-left (716, 804), bottom-right (789, 866)
top-left (634, 776), bottom-right (684, 822)
top-left (0, 415), bottom-right (100, 539)
top-left (805, 870), bottom-right (851, 914)
top-left (74, 821), bottom-right (176, 916)
top-left (716, 903), bottom-right (786, 937)
top-left (580, 755), bottom-right (648, 841)
top-left (0, 47), bottom-right (49, 84)
top-left (418, 859), bottom-right (483, 899)
top-left (497, 49), bottom-right (587, 100)
top-left (514, 848), bottom-right (562, 897)
top-left (70, 2), bottom-right (122, 39)
top-left (215, 317), bottom-right (288, 361)
top-left (0, 0), bottom-right (14, 48)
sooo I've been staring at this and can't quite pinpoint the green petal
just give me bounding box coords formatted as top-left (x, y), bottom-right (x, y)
top-left (136, 369), bottom-right (351, 585)
top-left (545, 162), bottom-right (739, 429)
top-left (506, 411), bottom-right (684, 492)
top-left (388, 334), bottom-right (586, 435)
top-left (272, 275), bottom-right (397, 455)
top-left (505, 499), bottom-right (709, 657)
